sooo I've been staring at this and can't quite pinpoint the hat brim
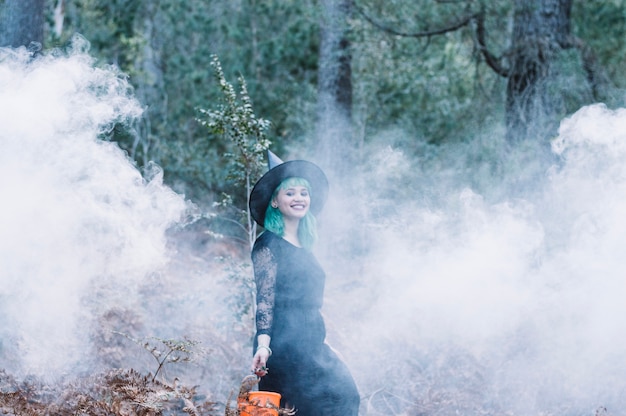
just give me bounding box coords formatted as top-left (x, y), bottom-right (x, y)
top-left (249, 160), bottom-right (329, 226)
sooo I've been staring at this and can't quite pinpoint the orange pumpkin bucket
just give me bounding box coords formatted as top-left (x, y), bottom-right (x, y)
top-left (238, 391), bottom-right (281, 416)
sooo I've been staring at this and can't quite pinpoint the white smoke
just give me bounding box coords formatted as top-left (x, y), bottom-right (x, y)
top-left (0, 40), bottom-right (187, 377)
top-left (2, 34), bottom-right (625, 415)
top-left (321, 103), bottom-right (626, 414)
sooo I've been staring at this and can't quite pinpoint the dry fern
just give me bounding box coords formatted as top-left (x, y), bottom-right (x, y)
top-left (0, 368), bottom-right (217, 415)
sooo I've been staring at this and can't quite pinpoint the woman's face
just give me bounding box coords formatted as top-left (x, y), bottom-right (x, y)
top-left (273, 185), bottom-right (310, 221)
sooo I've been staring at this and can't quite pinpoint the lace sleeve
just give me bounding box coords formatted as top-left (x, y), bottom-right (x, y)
top-left (252, 244), bottom-right (277, 336)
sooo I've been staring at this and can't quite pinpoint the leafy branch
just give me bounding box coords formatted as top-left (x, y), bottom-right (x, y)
top-left (197, 54), bottom-right (271, 250)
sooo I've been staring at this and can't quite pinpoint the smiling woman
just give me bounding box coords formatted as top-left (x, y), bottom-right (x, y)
top-left (273, 180), bottom-right (310, 220)
top-left (247, 151), bottom-right (360, 415)
top-left (264, 177), bottom-right (316, 249)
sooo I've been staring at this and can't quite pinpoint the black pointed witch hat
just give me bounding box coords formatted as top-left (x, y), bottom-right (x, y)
top-left (249, 150), bottom-right (329, 226)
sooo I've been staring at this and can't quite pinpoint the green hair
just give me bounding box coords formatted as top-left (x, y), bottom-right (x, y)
top-left (263, 177), bottom-right (318, 250)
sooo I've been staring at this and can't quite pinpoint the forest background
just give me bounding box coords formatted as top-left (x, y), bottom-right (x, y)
top-left (1, 0), bottom-right (626, 415)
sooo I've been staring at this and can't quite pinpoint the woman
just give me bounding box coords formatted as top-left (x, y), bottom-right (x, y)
top-left (248, 151), bottom-right (360, 415)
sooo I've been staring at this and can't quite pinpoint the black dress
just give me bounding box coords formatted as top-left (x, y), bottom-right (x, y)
top-left (251, 231), bottom-right (360, 416)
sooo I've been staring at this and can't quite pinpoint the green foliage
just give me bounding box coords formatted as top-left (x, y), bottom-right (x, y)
top-left (350, 0), bottom-right (626, 147)
top-left (57, 0), bottom-right (143, 68)
top-left (36, 0), bottom-right (626, 193)
top-left (197, 54), bottom-right (271, 249)
top-left (198, 55), bottom-right (271, 189)
top-left (572, 0), bottom-right (626, 106)
top-left (51, 0), bottom-right (323, 205)
top-left (350, 0), bottom-right (506, 147)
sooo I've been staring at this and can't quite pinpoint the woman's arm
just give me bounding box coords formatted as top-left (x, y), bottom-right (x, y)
top-left (250, 244), bottom-right (276, 376)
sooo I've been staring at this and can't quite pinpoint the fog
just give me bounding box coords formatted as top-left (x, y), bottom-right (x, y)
top-left (321, 104), bottom-right (626, 414)
top-left (0, 40), bottom-right (188, 376)
top-left (1, 39), bottom-right (625, 414)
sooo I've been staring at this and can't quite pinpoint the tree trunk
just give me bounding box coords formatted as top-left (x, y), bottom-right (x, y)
top-left (0, 0), bottom-right (45, 48)
top-left (318, 0), bottom-right (352, 120)
top-left (505, 0), bottom-right (573, 143)
top-left (316, 0), bottom-right (353, 174)
top-left (52, 0), bottom-right (66, 38)
top-left (131, 0), bottom-right (166, 167)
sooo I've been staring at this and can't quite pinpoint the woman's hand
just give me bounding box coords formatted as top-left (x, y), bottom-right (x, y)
top-left (251, 348), bottom-right (270, 377)
top-left (251, 335), bottom-right (272, 376)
